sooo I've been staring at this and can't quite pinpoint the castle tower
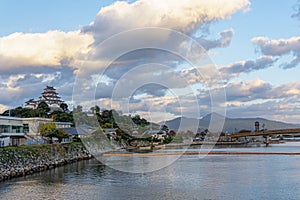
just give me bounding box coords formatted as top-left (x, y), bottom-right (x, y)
top-left (38, 86), bottom-right (64, 109)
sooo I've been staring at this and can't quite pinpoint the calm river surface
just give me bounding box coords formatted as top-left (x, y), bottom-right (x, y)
top-left (1, 142), bottom-right (300, 200)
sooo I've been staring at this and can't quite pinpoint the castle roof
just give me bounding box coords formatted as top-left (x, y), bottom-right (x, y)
top-left (41, 91), bottom-right (60, 95)
top-left (25, 98), bottom-right (36, 103)
top-left (45, 86), bottom-right (55, 90)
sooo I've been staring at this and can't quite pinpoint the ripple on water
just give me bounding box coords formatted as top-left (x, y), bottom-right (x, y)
top-left (1, 144), bottom-right (300, 200)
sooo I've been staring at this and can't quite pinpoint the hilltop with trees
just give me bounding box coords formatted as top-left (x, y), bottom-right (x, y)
top-left (1, 104), bottom-right (165, 135)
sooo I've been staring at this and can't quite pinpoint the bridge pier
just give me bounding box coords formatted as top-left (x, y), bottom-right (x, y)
top-left (263, 135), bottom-right (270, 147)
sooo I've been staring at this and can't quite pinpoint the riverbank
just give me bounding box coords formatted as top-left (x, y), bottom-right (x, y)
top-left (0, 143), bottom-right (92, 182)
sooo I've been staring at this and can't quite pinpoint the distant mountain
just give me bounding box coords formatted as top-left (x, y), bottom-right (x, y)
top-left (161, 116), bottom-right (200, 132)
top-left (163, 113), bottom-right (300, 133)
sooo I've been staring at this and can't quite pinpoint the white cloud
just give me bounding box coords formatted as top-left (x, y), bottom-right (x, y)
top-left (220, 56), bottom-right (277, 79)
top-left (225, 79), bottom-right (272, 102)
top-left (0, 104), bottom-right (9, 113)
top-left (252, 36), bottom-right (300, 69)
top-left (0, 0), bottom-right (249, 77)
top-left (83, 0), bottom-right (249, 40)
top-left (197, 29), bottom-right (235, 51)
top-left (227, 99), bottom-right (300, 124)
top-left (79, 0), bottom-right (248, 72)
top-left (0, 30), bottom-right (93, 69)
top-left (222, 78), bottom-right (300, 123)
top-left (252, 36), bottom-right (300, 55)
top-left (223, 79), bottom-right (300, 105)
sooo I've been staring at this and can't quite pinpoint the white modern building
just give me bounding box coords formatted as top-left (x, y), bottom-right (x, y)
top-left (0, 116), bottom-right (72, 147)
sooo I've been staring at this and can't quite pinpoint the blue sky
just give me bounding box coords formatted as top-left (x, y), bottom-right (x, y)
top-left (0, 0), bottom-right (300, 123)
top-left (0, 0), bottom-right (110, 36)
top-left (208, 0), bottom-right (300, 83)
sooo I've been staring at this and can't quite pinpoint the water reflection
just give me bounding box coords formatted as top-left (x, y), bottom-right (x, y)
top-left (1, 144), bottom-right (300, 200)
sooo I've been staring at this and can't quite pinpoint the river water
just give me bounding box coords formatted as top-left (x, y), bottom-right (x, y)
top-left (1, 142), bottom-right (300, 200)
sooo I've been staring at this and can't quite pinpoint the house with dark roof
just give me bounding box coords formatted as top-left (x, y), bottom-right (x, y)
top-left (62, 124), bottom-right (96, 138)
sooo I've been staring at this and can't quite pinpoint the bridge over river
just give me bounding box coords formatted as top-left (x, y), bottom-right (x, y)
top-left (230, 128), bottom-right (300, 138)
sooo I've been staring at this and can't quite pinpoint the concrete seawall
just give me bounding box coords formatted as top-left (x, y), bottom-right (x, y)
top-left (0, 143), bottom-right (92, 182)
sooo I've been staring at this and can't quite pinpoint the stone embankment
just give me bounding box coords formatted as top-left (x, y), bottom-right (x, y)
top-left (0, 143), bottom-right (92, 182)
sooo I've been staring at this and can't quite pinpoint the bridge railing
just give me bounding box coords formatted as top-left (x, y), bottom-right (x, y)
top-left (230, 128), bottom-right (300, 138)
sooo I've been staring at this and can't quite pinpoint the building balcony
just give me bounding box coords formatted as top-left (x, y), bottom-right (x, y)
top-left (0, 132), bottom-right (25, 137)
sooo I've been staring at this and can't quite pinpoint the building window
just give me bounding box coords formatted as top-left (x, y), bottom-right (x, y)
top-left (0, 125), bottom-right (10, 133)
top-left (12, 126), bottom-right (22, 133)
top-left (23, 124), bottom-right (29, 133)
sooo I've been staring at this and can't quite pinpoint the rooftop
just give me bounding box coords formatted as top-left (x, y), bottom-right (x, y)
top-left (25, 98), bottom-right (36, 103)
top-left (62, 125), bottom-right (96, 136)
top-left (45, 86), bottom-right (56, 90)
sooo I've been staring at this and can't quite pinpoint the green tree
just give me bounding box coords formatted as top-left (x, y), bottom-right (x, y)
top-left (90, 106), bottom-right (95, 114)
top-left (102, 123), bottom-right (113, 128)
top-left (160, 124), bottom-right (169, 133)
top-left (53, 129), bottom-right (69, 142)
top-left (101, 110), bottom-right (114, 125)
top-left (60, 103), bottom-right (69, 112)
top-left (39, 123), bottom-right (69, 143)
top-left (172, 134), bottom-right (183, 143)
top-left (4, 107), bottom-right (44, 118)
top-left (168, 130), bottom-right (176, 137)
top-left (74, 105), bottom-right (83, 113)
top-left (72, 105), bottom-right (98, 126)
top-left (37, 101), bottom-right (50, 113)
top-left (51, 110), bottom-right (73, 123)
top-left (132, 114), bottom-right (149, 126)
top-left (95, 105), bottom-right (100, 114)
top-left (39, 123), bottom-right (56, 138)
top-left (90, 105), bottom-right (100, 115)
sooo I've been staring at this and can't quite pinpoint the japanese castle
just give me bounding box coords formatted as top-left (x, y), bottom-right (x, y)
top-left (24, 86), bottom-right (64, 110)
